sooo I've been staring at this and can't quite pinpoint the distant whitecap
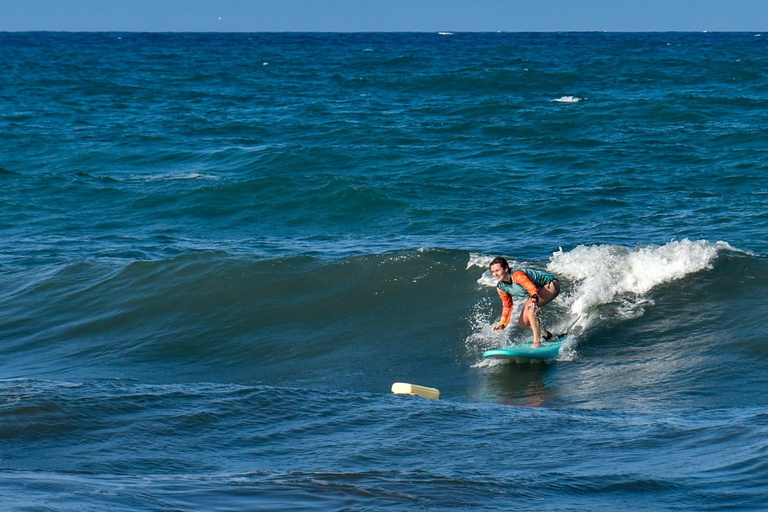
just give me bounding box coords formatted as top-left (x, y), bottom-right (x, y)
top-left (552, 96), bottom-right (582, 103)
top-left (438, 32), bottom-right (453, 36)
top-left (145, 173), bottom-right (219, 182)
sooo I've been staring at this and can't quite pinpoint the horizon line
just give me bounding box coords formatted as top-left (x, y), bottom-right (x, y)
top-left (1, 30), bottom-right (764, 34)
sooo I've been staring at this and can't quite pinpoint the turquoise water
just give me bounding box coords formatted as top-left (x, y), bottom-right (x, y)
top-left (1, 32), bottom-right (767, 510)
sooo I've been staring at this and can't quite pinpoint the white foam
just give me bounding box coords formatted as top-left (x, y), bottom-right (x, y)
top-left (547, 239), bottom-right (728, 319)
top-left (476, 271), bottom-right (497, 288)
top-left (182, 173), bottom-right (218, 180)
top-left (465, 296), bottom-right (508, 367)
top-left (148, 173), bottom-right (219, 181)
top-left (552, 96), bottom-right (582, 103)
top-left (467, 253), bottom-right (497, 287)
top-left (466, 252), bottom-right (493, 270)
top-left (556, 334), bottom-right (580, 362)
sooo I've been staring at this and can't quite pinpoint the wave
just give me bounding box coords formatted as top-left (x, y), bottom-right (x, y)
top-left (0, 241), bottom-right (764, 391)
top-left (472, 239), bottom-right (738, 319)
top-left (465, 240), bottom-right (763, 363)
top-left (0, 166), bottom-right (21, 176)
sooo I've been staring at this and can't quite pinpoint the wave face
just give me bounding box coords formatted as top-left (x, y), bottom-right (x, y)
top-left (0, 32), bottom-right (767, 510)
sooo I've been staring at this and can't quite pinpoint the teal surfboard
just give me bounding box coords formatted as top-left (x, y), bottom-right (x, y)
top-left (483, 335), bottom-right (566, 361)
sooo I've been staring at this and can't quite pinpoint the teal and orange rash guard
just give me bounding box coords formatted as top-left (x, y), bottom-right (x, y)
top-left (496, 269), bottom-right (556, 327)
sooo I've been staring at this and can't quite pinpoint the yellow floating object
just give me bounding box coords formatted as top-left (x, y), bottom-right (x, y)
top-left (391, 382), bottom-right (440, 400)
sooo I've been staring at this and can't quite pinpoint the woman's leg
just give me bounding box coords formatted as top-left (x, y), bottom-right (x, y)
top-left (537, 280), bottom-right (560, 307)
top-left (518, 280), bottom-right (560, 347)
top-left (519, 298), bottom-right (542, 346)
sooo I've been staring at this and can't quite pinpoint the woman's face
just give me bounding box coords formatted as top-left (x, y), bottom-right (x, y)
top-left (490, 263), bottom-right (509, 282)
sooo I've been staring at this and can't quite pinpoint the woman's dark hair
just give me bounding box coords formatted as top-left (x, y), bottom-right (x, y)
top-left (489, 257), bottom-right (509, 270)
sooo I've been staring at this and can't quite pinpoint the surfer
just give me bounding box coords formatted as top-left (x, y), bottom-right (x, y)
top-left (489, 257), bottom-right (560, 348)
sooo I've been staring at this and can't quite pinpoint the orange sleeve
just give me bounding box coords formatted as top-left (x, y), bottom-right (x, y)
top-left (512, 270), bottom-right (539, 296)
top-left (497, 288), bottom-right (514, 326)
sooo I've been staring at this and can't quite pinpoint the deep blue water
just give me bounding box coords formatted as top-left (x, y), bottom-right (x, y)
top-left (1, 32), bottom-right (767, 511)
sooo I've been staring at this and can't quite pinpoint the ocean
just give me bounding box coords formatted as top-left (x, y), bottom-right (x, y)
top-left (1, 32), bottom-right (767, 511)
